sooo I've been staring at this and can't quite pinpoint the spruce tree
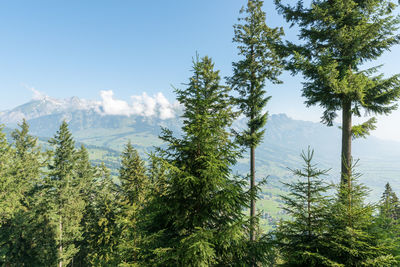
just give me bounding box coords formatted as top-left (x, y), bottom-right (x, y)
top-left (81, 163), bottom-right (120, 266)
top-left (228, 0), bottom-right (284, 241)
top-left (323, 166), bottom-right (396, 266)
top-left (380, 182), bottom-right (400, 221)
top-left (275, 0), bottom-right (400, 184)
top-left (0, 125), bottom-right (16, 225)
top-left (143, 56), bottom-right (266, 266)
top-left (0, 125), bottom-right (21, 265)
top-left (374, 183), bottom-right (400, 261)
top-left (117, 141), bottom-right (148, 266)
top-left (74, 145), bottom-right (98, 266)
top-left (47, 121), bottom-right (85, 267)
top-left (274, 148), bottom-right (333, 266)
top-left (1, 121), bottom-right (57, 266)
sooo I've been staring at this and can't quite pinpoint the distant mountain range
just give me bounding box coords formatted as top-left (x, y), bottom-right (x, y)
top-left (1, 96), bottom-right (400, 202)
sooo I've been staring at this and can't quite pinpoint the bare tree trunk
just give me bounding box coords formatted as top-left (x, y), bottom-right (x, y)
top-left (341, 100), bottom-right (352, 185)
top-left (59, 217), bottom-right (63, 267)
top-left (250, 146), bottom-right (256, 242)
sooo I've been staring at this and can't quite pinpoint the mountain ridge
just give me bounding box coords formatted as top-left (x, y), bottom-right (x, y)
top-left (1, 97), bottom-right (399, 200)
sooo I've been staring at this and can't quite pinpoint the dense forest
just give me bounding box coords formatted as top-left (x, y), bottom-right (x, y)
top-left (2, 0), bottom-right (400, 266)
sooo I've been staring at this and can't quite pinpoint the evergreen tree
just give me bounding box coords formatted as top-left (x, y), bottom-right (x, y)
top-left (228, 0), bottom-right (284, 241)
top-left (275, 0), bottom-right (400, 184)
top-left (74, 145), bottom-right (98, 266)
top-left (274, 148), bottom-right (333, 266)
top-left (0, 125), bottom-right (21, 265)
top-left (118, 141), bottom-right (148, 266)
top-left (119, 141), bottom-right (148, 205)
top-left (81, 163), bottom-right (120, 266)
top-left (0, 125), bottom-right (17, 225)
top-left (374, 183), bottom-right (400, 261)
top-left (47, 121), bottom-right (85, 267)
top-left (0, 121), bottom-right (57, 266)
top-left (323, 166), bottom-right (396, 266)
top-left (380, 183), bottom-right (400, 221)
top-left (142, 56), bottom-right (266, 266)
top-left (75, 144), bottom-right (95, 195)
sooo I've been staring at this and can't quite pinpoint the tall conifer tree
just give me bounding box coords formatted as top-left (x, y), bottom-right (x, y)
top-left (47, 121), bottom-right (85, 267)
top-left (1, 121), bottom-right (57, 266)
top-left (80, 163), bottom-right (120, 266)
top-left (228, 0), bottom-right (284, 241)
top-left (275, 0), bottom-right (400, 184)
top-left (143, 56), bottom-right (268, 266)
top-left (118, 141), bottom-right (148, 266)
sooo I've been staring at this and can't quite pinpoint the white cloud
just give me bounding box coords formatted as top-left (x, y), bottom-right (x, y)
top-left (100, 90), bottom-right (133, 116)
top-left (156, 92), bottom-right (175, 119)
top-left (24, 84), bottom-right (48, 100)
top-left (99, 90), bottom-right (177, 119)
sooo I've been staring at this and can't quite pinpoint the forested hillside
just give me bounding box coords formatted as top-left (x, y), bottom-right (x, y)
top-left (2, 0), bottom-right (400, 266)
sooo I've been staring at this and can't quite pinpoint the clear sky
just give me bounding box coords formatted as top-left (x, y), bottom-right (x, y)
top-left (1, 0), bottom-right (400, 141)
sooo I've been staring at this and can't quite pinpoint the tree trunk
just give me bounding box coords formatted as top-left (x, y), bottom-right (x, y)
top-left (307, 173), bottom-right (311, 239)
top-left (250, 146), bottom-right (256, 242)
top-left (341, 100), bottom-right (352, 185)
top-left (59, 217), bottom-right (63, 267)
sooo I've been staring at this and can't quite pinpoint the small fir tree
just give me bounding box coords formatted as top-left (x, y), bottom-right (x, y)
top-left (274, 148), bottom-right (333, 266)
top-left (373, 183), bottom-right (400, 262)
top-left (323, 164), bottom-right (396, 266)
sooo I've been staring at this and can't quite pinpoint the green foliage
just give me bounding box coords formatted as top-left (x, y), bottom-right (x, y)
top-left (322, 165), bottom-right (396, 266)
top-left (0, 120), bottom-right (57, 266)
top-left (118, 142), bottom-right (149, 266)
top-left (80, 163), bottom-right (120, 266)
top-left (373, 183), bottom-right (400, 262)
top-left (351, 117), bottom-right (377, 140)
top-left (276, 0), bottom-right (400, 181)
top-left (274, 148), bottom-right (333, 266)
top-left (229, 0), bottom-right (284, 148)
top-left (0, 125), bottom-right (17, 225)
top-left (229, 0), bottom-right (285, 244)
top-left (142, 55), bottom-right (270, 266)
top-left (47, 121), bottom-right (86, 266)
top-left (276, 0), bottom-right (400, 124)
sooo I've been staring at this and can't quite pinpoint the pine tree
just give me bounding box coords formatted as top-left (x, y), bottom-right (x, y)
top-left (274, 148), bottom-right (333, 266)
top-left (117, 141), bottom-right (149, 266)
top-left (275, 0), bottom-right (400, 184)
top-left (47, 121), bottom-right (85, 267)
top-left (228, 0), bottom-right (284, 242)
top-left (142, 56), bottom-right (266, 266)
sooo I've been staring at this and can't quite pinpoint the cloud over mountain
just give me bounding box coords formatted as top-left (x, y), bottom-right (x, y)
top-left (100, 90), bottom-right (178, 119)
top-left (0, 88), bottom-right (180, 125)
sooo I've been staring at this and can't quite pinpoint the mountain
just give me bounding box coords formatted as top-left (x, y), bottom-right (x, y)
top-left (2, 96), bottom-right (400, 229)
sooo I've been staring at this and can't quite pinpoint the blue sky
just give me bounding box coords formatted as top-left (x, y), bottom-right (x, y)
top-left (1, 0), bottom-right (400, 140)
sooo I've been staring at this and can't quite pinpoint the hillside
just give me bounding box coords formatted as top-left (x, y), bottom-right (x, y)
top-left (2, 97), bottom-right (400, 229)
